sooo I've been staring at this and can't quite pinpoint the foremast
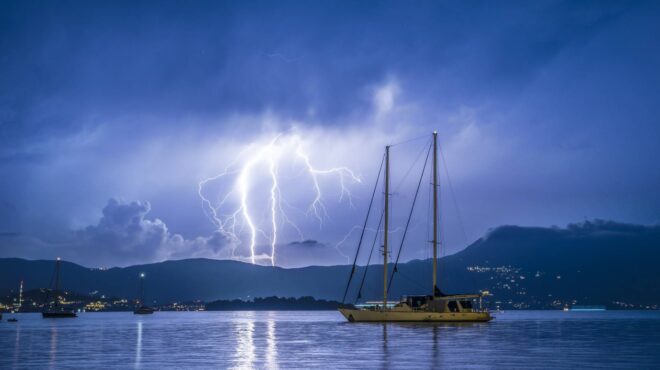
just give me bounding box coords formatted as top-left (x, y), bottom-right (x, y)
top-left (55, 257), bottom-right (61, 306)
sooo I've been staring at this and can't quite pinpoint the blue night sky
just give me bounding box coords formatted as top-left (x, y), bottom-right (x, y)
top-left (1, 0), bottom-right (659, 267)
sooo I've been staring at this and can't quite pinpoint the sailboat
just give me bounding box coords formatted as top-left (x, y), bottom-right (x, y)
top-left (42, 257), bottom-right (77, 318)
top-left (339, 132), bottom-right (492, 322)
top-left (133, 273), bottom-right (155, 314)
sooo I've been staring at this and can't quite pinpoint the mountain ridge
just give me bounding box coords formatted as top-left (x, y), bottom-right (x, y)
top-left (1, 221), bottom-right (658, 309)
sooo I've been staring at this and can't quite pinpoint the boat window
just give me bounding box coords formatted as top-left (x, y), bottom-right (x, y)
top-left (417, 296), bottom-right (426, 305)
top-left (460, 300), bottom-right (473, 309)
top-left (448, 301), bottom-right (459, 312)
top-left (407, 296), bottom-right (426, 308)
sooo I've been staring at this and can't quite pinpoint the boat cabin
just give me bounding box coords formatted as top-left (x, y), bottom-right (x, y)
top-left (399, 294), bottom-right (481, 313)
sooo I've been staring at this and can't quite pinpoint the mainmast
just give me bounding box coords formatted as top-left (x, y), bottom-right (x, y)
top-left (383, 145), bottom-right (390, 309)
top-left (433, 131), bottom-right (438, 296)
top-left (139, 273), bottom-right (145, 305)
top-left (18, 279), bottom-right (24, 311)
top-left (55, 257), bottom-right (61, 306)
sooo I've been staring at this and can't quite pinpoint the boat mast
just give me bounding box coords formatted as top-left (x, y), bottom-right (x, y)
top-left (55, 257), bottom-right (61, 306)
top-left (139, 273), bottom-right (145, 305)
top-left (383, 145), bottom-right (390, 309)
top-left (433, 131), bottom-right (438, 296)
top-left (18, 279), bottom-right (23, 310)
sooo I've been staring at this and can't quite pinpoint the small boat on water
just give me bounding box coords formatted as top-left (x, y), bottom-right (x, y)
top-left (42, 258), bottom-right (77, 318)
top-left (134, 273), bottom-right (155, 315)
top-left (134, 306), bottom-right (155, 314)
top-left (42, 309), bottom-right (77, 318)
top-left (7, 318), bottom-right (18, 322)
top-left (339, 132), bottom-right (492, 323)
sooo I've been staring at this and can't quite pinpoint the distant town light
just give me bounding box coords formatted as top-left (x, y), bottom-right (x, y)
top-left (140, 273), bottom-right (145, 278)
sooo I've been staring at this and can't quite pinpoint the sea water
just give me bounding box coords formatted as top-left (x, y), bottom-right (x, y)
top-left (1, 310), bottom-right (659, 369)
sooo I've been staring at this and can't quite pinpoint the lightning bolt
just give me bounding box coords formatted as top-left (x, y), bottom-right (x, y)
top-left (268, 148), bottom-right (279, 266)
top-left (198, 133), bottom-right (361, 266)
top-left (295, 147), bottom-right (360, 225)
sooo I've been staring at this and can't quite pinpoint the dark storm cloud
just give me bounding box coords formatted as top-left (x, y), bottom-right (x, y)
top-left (0, 0), bottom-right (634, 150)
top-left (0, 0), bottom-right (382, 153)
top-left (1, 0), bottom-right (659, 266)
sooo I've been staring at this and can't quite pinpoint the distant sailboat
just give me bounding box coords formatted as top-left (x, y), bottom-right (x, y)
top-left (42, 258), bottom-right (77, 318)
top-left (134, 273), bottom-right (155, 315)
top-left (339, 132), bottom-right (493, 322)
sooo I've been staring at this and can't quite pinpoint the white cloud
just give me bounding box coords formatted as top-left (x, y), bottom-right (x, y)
top-left (373, 80), bottom-right (400, 117)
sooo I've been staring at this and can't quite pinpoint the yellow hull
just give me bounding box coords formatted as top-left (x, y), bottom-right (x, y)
top-left (339, 308), bottom-right (493, 322)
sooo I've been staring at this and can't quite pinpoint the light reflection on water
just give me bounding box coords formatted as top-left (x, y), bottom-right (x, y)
top-left (135, 321), bottom-right (142, 369)
top-left (49, 324), bottom-right (57, 369)
top-left (234, 311), bottom-right (255, 370)
top-left (12, 321), bottom-right (20, 368)
top-left (1, 311), bottom-right (659, 369)
top-left (266, 313), bottom-right (278, 369)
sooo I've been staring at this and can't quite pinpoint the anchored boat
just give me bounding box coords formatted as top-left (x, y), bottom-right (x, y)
top-left (42, 258), bottom-right (77, 318)
top-left (133, 273), bottom-right (155, 315)
top-left (339, 132), bottom-right (492, 322)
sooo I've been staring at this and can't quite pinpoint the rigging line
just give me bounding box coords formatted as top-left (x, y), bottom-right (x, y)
top-left (341, 152), bottom-right (386, 304)
top-left (354, 210), bottom-right (384, 304)
top-left (389, 133), bottom-right (429, 148)
top-left (438, 143), bottom-right (478, 292)
top-left (393, 137), bottom-right (432, 192)
top-left (388, 141), bottom-right (432, 292)
top-left (438, 143), bottom-right (469, 244)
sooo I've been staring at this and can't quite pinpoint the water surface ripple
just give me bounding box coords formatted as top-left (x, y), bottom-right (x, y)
top-left (1, 311), bottom-right (659, 369)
